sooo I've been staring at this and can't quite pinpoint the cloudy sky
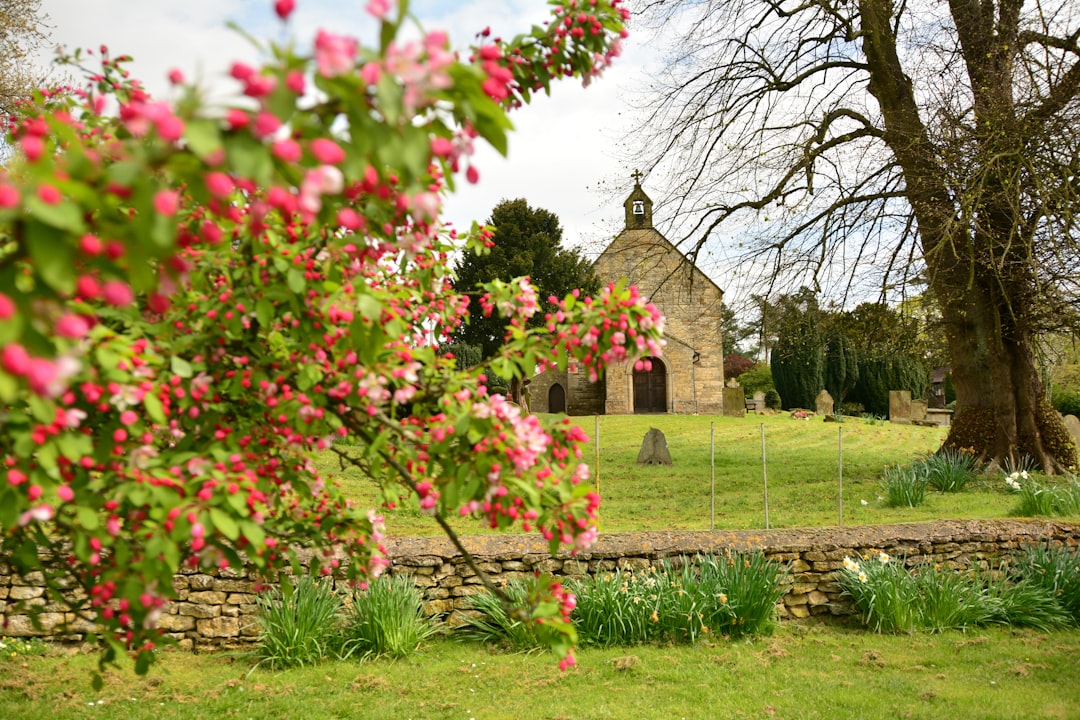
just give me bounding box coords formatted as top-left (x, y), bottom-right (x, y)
top-left (35, 0), bottom-right (661, 254)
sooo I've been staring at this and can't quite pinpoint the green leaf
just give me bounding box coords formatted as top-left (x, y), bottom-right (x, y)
top-left (76, 505), bottom-right (100, 531)
top-left (143, 393), bottom-right (166, 425)
top-left (287, 268), bottom-right (306, 294)
top-left (184, 119), bottom-right (224, 160)
top-left (226, 135), bottom-right (273, 186)
top-left (297, 363), bottom-right (323, 391)
top-left (170, 356), bottom-right (193, 378)
top-left (255, 298), bottom-right (274, 328)
top-left (25, 196), bottom-right (86, 234)
top-left (357, 294), bottom-right (381, 321)
top-left (25, 220), bottom-right (76, 294)
top-left (210, 507), bottom-right (240, 541)
top-left (91, 672), bottom-right (104, 692)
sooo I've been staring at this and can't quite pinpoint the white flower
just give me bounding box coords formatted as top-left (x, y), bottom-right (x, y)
top-left (842, 556), bottom-right (860, 572)
top-left (878, 552), bottom-right (890, 563)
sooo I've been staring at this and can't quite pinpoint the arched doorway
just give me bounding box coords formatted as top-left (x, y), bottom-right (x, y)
top-left (548, 383), bottom-right (566, 414)
top-left (633, 357), bottom-right (667, 413)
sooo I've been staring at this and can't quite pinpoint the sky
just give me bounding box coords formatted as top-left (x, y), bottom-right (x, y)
top-left (34, 0), bottom-right (661, 256)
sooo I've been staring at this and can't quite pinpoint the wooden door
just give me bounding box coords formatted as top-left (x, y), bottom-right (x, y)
top-left (633, 359), bottom-right (666, 413)
top-left (548, 383), bottom-right (566, 414)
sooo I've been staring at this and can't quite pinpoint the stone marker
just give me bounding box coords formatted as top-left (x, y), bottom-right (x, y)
top-left (753, 391), bottom-right (766, 413)
top-left (889, 390), bottom-right (912, 424)
top-left (815, 389), bottom-right (834, 417)
top-left (723, 384), bottom-right (746, 417)
top-left (910, 399), bottom-right (928, 422)
top-left (637, 427), bottom-right (673, 465)
top-left (1064, 415), bottom-right (1080, 449)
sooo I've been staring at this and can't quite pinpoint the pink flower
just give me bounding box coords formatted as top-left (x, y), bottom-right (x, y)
top-left (254, 110), bottom-right (282, 138)
top-left (57, 485), bottom-right (74, 502)
top-left (37, 184), bottom-right (62, 204)
top-left (366, 0), bottom-right (393, 20)
top-left (7, 469), bottom-right (27, 486)
top-left (285, 70), bottom-right (305, 94)
top-left (22, 135), bottom-right (44, 162)
top-left (168, 68), bottom-right (185, 84)
top-left (102, 280), bottom-right (134, 307)
top-left (275, 0), bottom-right (296, 20)
top-left (272, 138), bottom-right (302, 162)
top-left (18, 505), bottom-right (54, 526)
top-left (310, 138), bottom-right (345, 164)
top-left (154, 189), bottom-right (180, 216)
top-left (0, 184), bottom-right (19, 207)
top-left (0, 292), bottom-right (14, 320)
top-left (314, 30), bottom-right (357, 77)
top-left (1, 343), bottom-right (31, 375)
top-left (55, 313), bottom-right (91, 339)
top-left (205, 172), bottom-right (234, 198)
top-left (26, 358), bottom-right (59, 395)
top-left (79, 233), bottom-right (103, 255)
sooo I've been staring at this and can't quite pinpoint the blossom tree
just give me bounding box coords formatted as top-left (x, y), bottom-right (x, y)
top-left (0, 0), bottom-right (661, 678)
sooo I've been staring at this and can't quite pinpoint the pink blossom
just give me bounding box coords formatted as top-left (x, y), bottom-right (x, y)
top-left (37, 184), bottom-right (62, 204)
top-left (79, 233), bottom-right (103, 255)
top-left (285, 70), bottom-right (305, 94)
top-left (314, 30), bottom-right (357, 77)
top-left (254, 111), bottom-right (282, 138)
top-left (154, 190), bottom-right (180, 216)
top-left (168, 68), bottom-right (185, 84)
top-left (366, 0), bottom-right (393, 20)
top-left (57, 485), bottom-right (74, 502)
top-left (1, 343), bottom-right (31, 375)
top-left (18, 505), bottom-right (54, 526)
top-left (0, 292), bottom-right (14, 320)
top-left (0, 184), bottom-right (19, 207)
top-left (55, 313), bottom-right (91, 339)
top-left (272, 138), bottom-right (302, 163)
top-left (310, 138), bottom-right (345, 164)
top-left (205, 172), bottom-right (234, 198)
top-left (21, 135), bottom-right (44, 161)
top-left (102, 281), bottom-right (134, 307)
top-left (275, 0), bottom-right (296, 20)
top-left (7, 469), bottom-right (27, 486)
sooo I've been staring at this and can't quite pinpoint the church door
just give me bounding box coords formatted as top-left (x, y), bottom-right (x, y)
top-left (548, 383), bottom-right (566, 414)
top-left (633, 358), bottom-right (667, 413)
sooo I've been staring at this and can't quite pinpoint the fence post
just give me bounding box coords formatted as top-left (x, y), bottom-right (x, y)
top-left (710, 421), bottom-right (716, 531)
top-left (761, 423), bottom-right (769, 530)
top-left (594, 415), bottom-right (600, 528)
top-left (838, 425), bottom-right (844, 527)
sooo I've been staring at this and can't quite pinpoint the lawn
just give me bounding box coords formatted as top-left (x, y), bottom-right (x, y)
top-left (316, 414), bottom-right (1029, 537)
top-left (4, 626), bottom-right (1078, 719)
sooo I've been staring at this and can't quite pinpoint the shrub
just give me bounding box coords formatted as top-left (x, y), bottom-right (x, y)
top-left (764, 389), bottom-right (782, 410)
top-left (840, 551), bottom-right (1080, 633)
top-left (338, 575), bottom-right (438, 660)
top-left (724, 353), bottom-right (756, 380)
top-left (567, 553), bottom-right (785, 647)
top-left (1012, 545), bottom-right (1080, 622)
top-left (0, 637), bottom-right (49, 660)
top-left (459, 579), bottom-right (544, 651)
top-left (879, 464), bottom-right (927, 507)
top-left (1051, 389), bottom-right (1080, 418)
top-left (254, 576), bottom-right (343, 670)
top-left (1006, 472), bottom-right (1080, 517)
top-left (921, 447), bottom-right (981, 492)
top-left (738, 364), bottom-right (776, 396)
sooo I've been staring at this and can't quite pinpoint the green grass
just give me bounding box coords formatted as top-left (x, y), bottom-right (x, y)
top-left (320, 414), bottom-right (1033, 536)
top-left (5, 627), bottom-right (1080, 719)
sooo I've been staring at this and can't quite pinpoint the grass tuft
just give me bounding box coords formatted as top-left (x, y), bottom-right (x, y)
top-left (879, 463), bottom-right (928, 507)
top-left (338, 575), bottom-right (438, 660)
top-left (253, 575), bottom-right (343, 670)
top-left (920, 447), bottom-right (981, 492)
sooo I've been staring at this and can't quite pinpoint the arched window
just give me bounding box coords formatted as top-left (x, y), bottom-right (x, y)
top-left (548, 383), bottom-right (566, 414)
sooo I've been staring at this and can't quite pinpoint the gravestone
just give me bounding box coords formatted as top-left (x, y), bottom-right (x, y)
top-left (637, 427), bottom-right (673, 465)
top-left (1064, 415), bottom-right (1080, 449)
top-left (753, 391), bottom-right (766, 413)
top-left (910, 399), bottom-right (927, 422)
top-left (815, 389), bottom-right (834, 417)
top-left (889, 390), bottom-right (912, 424)
top-left (723, 384), bottom-right (746, 417)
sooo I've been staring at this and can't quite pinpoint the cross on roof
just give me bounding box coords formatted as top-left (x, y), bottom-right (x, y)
top-left (631, 169), bottom-right (643, 185)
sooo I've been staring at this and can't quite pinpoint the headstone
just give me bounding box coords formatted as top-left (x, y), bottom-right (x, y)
top-left (910, 399), bottom-right (927, 422)
top-left (753, 391), bottom-right (766, 413)
top-left (1064, 415), bottom-right (1080, 449)
top-left (637, 428), bottom-right (673, 465)
top-left (815, 389), bottom-right (834, 417)
top-left (723, 385), bottom-right (746, 417)
top-left (889, 390), bottom-right (912, 424)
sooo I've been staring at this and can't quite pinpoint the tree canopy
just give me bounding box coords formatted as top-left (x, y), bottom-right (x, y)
top-left (632, 0), bottom-right (1080, 469)
top-left (453, 198), bottom-right (599, 360)
top-left (0, 0), bottom-right (51, 116)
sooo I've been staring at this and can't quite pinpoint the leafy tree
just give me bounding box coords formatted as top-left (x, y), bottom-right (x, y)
top-left (0, 0), bottom-right (50, 116)
top-left (0, 0), bottom-right (643, 677)
top-left (822, 328), bottom-right (859, 406)
top-left (633, 0), bottom-right (1080, 470)
top-left (736, 363), bottom-right (775, 396)
top-left (723, 352), bottom-right (754, 380)
top-left (453, 198), bottom-right (599, 361)
top-left (770, 290), bottom-right (823, 409)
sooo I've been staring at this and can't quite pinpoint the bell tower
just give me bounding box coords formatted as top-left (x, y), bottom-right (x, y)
top-left (623, 169), bottom-right (653, 229)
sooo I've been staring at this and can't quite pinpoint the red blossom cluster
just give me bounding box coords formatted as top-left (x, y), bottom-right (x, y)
top-left (0, 0), bottom-right (652, 674)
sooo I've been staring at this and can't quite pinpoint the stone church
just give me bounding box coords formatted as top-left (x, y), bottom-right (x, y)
top-left (530, 178), bottom-right (729, 415)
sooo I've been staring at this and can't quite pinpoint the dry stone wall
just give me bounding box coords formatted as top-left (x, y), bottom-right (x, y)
top-left (2, 519), bottom-right (1077, 649)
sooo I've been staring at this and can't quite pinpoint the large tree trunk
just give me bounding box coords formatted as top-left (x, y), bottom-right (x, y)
top-left (937, 277), bottom-right (1076, 471)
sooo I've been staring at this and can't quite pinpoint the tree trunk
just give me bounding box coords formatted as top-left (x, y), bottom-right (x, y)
top-left (936, 273), bottom-right (1076, 472)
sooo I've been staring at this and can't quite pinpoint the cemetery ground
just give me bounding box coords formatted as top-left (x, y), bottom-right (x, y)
top-left (3, 625), bottom-right (1079, 719)
top-left (7, 413), bottom-right (1079, 718)
top-left (320, 413), bottom-right (1044, 536)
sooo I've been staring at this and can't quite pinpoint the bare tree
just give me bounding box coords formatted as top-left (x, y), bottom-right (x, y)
top-left (629, 0), bottom-right (1080, 470)
top-left (0, 0), bottom-right (51, 116)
